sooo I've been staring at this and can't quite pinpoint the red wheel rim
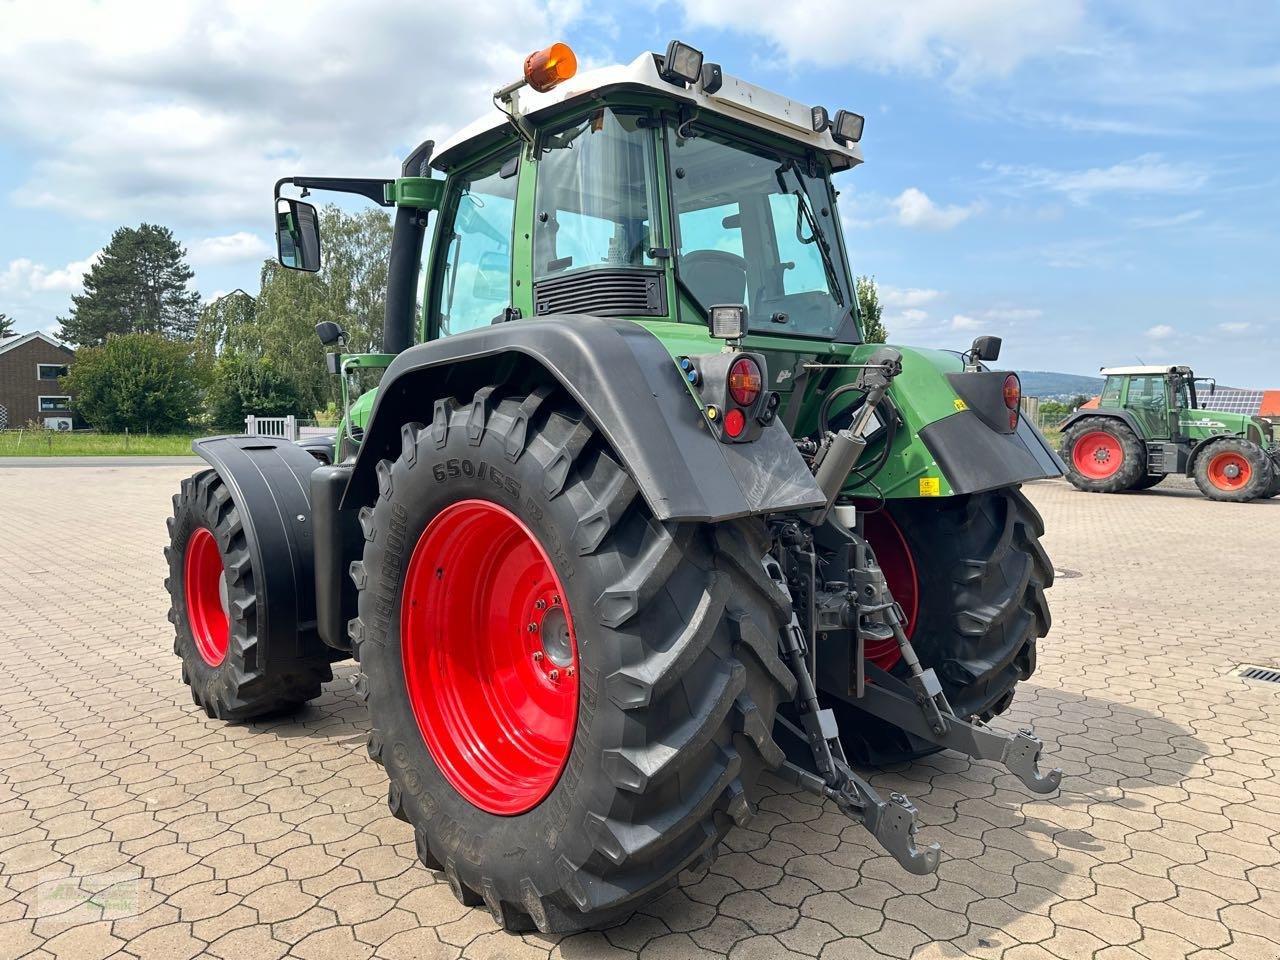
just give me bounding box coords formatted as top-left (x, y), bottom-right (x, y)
top-left (1207, 452), bottom-right (1251, 491)
top-left (860, 510), bottom-right (916, 671)
top-left (402, 499), bottom-right (578, 816)
top-left (184, 527), bottom-right (229, 667)
top-left (1072, 430), bottom-right (1123, 480)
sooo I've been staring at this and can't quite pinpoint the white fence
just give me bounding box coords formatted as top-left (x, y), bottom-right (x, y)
top-left (245, 415), bottom-right (297, 440)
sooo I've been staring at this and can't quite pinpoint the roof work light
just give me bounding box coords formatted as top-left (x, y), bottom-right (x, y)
top-left (832, 109), bottom-right (865, 144)
top-left (659, 40), bottom-right (704, 86)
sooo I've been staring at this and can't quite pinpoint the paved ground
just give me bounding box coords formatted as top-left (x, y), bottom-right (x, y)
top-left (1, 465), bottom-right (1277, 960)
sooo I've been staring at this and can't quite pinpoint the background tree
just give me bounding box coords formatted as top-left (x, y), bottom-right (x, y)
top-left (246, 205), bottom-right (393, 413)
top-left (58, 224), bottom-right (201, 346)
top-left (63, 333), bottom-right (208, 433)
top-left (0, 313), bottom-right (14, 339)
top-left (195, 289), bottom-right (258, 360)
top-left (855, 275), bottom-right (889, 343)
top-left (206, 354), bottom-right (304, 429)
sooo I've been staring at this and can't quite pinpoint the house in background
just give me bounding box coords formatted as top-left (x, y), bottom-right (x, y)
top-left (0, 331), bottom-right (77, 430)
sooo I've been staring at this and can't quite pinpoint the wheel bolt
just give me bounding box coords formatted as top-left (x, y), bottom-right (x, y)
top-left (565, 667), bottom-right (574, 677)
top-left (552, 595), bottom-right (561, 606)
top-left (532, 651), bottom-right (543, 662)
top-left (527, 622), bottom-right (538, 633)
top-left (535, 599), bottom-right (547, 610)
top-left (549, 669), bottom-right (560, 681)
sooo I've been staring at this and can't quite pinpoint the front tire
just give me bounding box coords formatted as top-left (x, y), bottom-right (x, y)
top-left (351, 385), bottom-right (795, 932)
top-left (165, 471), bottom-right (332, 720)
top-left (1193, 438), bottom-right (1274, 502)
top-left (1060, 417), bottom-right (1144, 492)
top-left (838, 486), bottom-right (1053, 764)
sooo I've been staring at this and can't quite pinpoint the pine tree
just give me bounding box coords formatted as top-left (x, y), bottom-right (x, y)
top-left (57, 224), bottom-right (202, 345)
top-left (0, 313), bottom-right (15, 339)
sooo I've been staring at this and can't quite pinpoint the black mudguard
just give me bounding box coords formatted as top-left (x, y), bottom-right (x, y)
top-left (191, 436), bottom-right (333, 658)
top-left (919, 412), bottom-right (1064, 496)
top-left (1058, 408), bottom-right (1143, 437)
top-left (342, 315), bottom-right (826, 522)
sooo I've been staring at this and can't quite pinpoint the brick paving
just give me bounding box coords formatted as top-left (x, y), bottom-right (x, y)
top-left (1, 464), bottom-right (1277, 960)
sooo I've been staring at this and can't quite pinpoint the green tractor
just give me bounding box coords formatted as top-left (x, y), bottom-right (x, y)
top-left (1061, 365), bottom-right (1280, 501)
top-left (165, 41), bottom-right (1066, 932)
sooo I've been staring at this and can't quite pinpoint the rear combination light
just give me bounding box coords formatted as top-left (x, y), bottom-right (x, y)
top-left (1003, 374), bottom-right (1021, 431)
top-left (728, 357), bottom-right (762, 407)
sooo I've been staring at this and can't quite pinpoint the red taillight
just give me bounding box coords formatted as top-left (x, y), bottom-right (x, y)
top-left (1009, 411), bottom-right (1019, 430)
top-left (1003, 373), bottom-right (1021, 410)
top-left (724, 408), bottom-right (746, 438)
top-left (728, 357), bottom-right (762, 407)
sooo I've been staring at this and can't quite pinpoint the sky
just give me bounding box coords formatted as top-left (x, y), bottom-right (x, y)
top-left (1, 1), bottom-right (1277, 383)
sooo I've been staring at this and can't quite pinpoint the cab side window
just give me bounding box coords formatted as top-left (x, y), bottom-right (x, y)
top-left (432, 151), bottom-right (519, 337)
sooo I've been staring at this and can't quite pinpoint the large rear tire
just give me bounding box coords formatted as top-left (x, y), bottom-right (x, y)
top-left (165, 471), bottom-right (333, 720)
top-left (1193, 437), bottom-right (1274, 502)
top-left (350, 385), bottom-right (795, 933)
top-left (1060, 416), bottom-right (1144, 493)
top-left (837, 486), bottom-right (1052, 764)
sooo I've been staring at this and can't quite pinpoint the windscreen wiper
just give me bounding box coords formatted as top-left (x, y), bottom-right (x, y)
top-left (776, 161), bottom-right (844, 308)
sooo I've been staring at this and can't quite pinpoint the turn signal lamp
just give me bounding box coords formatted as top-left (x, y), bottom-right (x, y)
top-left (524, 42), bottom-right (577, 93)
top-left (728, 357), bottom-right (763, 407)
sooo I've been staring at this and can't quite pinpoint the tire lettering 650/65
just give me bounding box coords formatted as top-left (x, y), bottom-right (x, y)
top-left (432, 458), bottom-right (521, 498)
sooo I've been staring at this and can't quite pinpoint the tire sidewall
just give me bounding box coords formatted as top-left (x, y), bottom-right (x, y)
top-left (359, 426), bottom-right (625, 889)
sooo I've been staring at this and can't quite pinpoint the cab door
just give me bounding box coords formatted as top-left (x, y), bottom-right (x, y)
top-left (1122, 375), bottom-right (1171, 439)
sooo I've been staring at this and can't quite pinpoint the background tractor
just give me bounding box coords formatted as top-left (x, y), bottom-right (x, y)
top-left (165, 41), bottom-right (1065, 933)
top-left (1060, 364), bottom-right (1280, 501)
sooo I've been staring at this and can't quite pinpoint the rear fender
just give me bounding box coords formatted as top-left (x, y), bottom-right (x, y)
top-left (342, 315), bottom-right (826, 522)
top-left (191, 436), bottom-right (331, 660)
top-left (1058, 408), bottom-right (1144, 437)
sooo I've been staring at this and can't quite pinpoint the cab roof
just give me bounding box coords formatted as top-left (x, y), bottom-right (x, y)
top-left (432, 51), bottom-right (864, 173)
top-left (1100, 365), bottom-right (1193, 376)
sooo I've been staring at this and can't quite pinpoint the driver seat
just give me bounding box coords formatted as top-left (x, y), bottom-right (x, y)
top-left (681, 250), bottom-right (747, 309)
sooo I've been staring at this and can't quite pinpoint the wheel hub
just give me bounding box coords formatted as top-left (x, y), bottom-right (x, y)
top-left (401, 499), bottom-right (579, 816)
top-left (184, 527), bottom-right (229, 667)
top-left (1207, 451), bottom-right (1251, 491)
top-left (1072, 431), bottom-right (1124, 480)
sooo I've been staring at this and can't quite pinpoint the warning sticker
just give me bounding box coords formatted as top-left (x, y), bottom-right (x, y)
top-left (919, 477), bottom-right (941, 496)
top-left (953, 398), bottom-right (968, 411)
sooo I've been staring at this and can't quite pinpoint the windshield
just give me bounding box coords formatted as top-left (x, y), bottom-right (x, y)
top-left (535, 109), bottom-right (659, 277)
top-left (668, 125), bottom-right (855, 338)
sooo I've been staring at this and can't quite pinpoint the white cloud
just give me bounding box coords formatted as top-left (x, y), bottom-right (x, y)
top-left (0, 1), bottom-right (581, 225)
top-left (1128, 209), bottom-right (1204, 229)
top-left (887, 308), bottom-right (931, 330)
top-left (1216, 321), bottom-right (1252, 334)
top-left (951, 314), bottom-right (984, 330)
top-left (189, 233), bottom-right (272, 267)
top-left (0, 251), bottom-right (100, 294)
top-left (1146, 324), bottom-right (1175, 339)
top-left (890, 188), bottom-right (978, 230)
top-left (880, 286), bottom-right (941, 308)
top-left (674, 0), bottom-right (1084, 82)
top-left (991, 154), bottom-right (1208, 204)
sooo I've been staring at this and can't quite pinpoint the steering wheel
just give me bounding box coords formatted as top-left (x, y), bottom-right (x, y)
top-left (681, 249), bottom-right (749, 307)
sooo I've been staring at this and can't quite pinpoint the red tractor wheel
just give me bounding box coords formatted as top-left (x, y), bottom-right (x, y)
top-left (1193, 437), bottom-right (1273, 502)
top-left (350, 385), bottom-right (795, 933)
top-left (1060, 417), bottom-right (1144, 493)
top-left (165, 471), bottom-right (333, 720)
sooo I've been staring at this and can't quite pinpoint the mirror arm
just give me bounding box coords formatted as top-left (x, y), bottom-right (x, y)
top-left (275, 176), bottom-right (395, 207)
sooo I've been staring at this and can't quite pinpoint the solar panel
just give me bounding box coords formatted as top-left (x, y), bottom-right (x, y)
top-left (1197, 389), bottom-right (1264, 416)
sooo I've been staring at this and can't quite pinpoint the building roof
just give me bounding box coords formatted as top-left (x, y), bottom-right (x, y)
top-left (433, 51), bottom-right (864, 172)
top-left (1098, 365), bottom-right (1189, 376)
top-left (0, 330), bottom-right (73, 358)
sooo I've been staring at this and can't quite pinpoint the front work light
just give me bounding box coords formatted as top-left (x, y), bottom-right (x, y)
top-left (811, 106), bottom-right (830, 133)
top-left (709, 303), bottom-right (747, 340)
top-left (524, 42), bottom-right (577, 93)
top-left (832, 109), bottom-right (865, 144)
top-left (660, 40), bottom-right (704, 86)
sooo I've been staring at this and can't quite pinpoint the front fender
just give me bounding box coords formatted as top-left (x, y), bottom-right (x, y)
top-left (343, 316), bottom-right (826, 522)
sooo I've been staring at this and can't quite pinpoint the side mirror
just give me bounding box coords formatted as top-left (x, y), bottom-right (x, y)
top-left (315, 321), bottom-right (345, 346)
top-left (276, 198), bottom-right (321, 272)
top-left (970, 335), bottom-right (1002, 363)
